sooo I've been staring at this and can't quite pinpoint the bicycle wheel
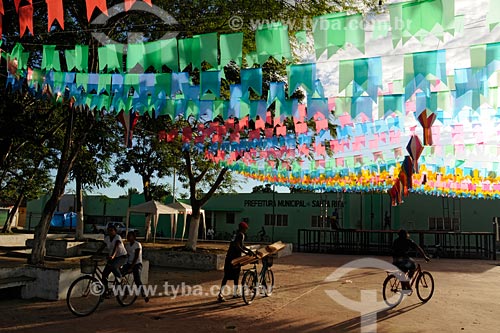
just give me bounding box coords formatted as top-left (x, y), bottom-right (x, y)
top-left (416, 271), bottom-right (434, 303)
top-left (67, 275), bottom-right (103, 316)
top-left (263, 269), bottom-right (274, 297)
top-left (382, 274), bottom-right (404, 308)
top-left (115, 274), bottom-right (138, 307)
top-left (241, 270), bottom-right (258, 305)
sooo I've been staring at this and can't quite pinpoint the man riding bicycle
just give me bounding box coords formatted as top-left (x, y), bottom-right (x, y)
top-left (97, 224), bottom-right (128, 295)
top-left (392, 229), bottom-right (430, 291)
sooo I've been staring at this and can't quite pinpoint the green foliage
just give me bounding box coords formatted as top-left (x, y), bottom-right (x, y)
top-left (0, 90), bottom-right (60, 204)
top-left (112, 116), bottom-right (178, 201)
top-left (252, 184), bottom-right (276, 193)
top-left (70, 115), bottom-right (123, 191)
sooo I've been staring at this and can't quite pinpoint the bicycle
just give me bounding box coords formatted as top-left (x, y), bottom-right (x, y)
top-left (66, 257), bottom-right (137, 316)
top-left (248, 234), bottom-right (271, 243)
top-left (382, 261), bottom-right (435, 308)
top-left (241, 255), bottom-right (275, 305)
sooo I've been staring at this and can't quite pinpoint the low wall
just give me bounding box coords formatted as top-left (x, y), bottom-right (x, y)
top-left (143, 249), bottom-right (225, 271)
top-left (25, 239), bottom-right (103, 257)
top-left (0, 234), bottom-right (32, 247)
top-left (1, 234), bottom-right (102, 248)
top-left (1, 261), bottom-right (149, 301)
top-left (143, 243), bottom-right (292, 271)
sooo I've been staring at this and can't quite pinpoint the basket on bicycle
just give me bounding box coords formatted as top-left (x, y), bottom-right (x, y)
top-left (80, 258), bottom-right (97, 274)
top-left (263, 255), bottom-right (274, 267)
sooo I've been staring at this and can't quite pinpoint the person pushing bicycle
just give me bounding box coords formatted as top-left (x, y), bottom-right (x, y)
top-left (217, 221), bottom-right (255, 302)
top-left (392, 229), bottom-right (430, 292)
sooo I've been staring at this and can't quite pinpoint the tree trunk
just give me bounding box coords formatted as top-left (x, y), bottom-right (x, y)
top-left (29, 108), bottom-right (92, 265)
top-left (185, 209), bottom-right (201, 251)
top-left (75, 174), bottom-right (85, 240)
top-left (142, 176), bottom-right (152, 242)
top-left (1, 194), bottom-right (23, 233)
top-left (142, 176), bottom-right (152, 201)
top-left (29, 193), bottom-right (61, 265)
top-left (144, 214), bottom-right (152, 242)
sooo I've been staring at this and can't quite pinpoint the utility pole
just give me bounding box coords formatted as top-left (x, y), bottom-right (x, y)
top-left (272, 184), bottom-right (276, 242)
top-left (172, 169), bottom-right (176, 203)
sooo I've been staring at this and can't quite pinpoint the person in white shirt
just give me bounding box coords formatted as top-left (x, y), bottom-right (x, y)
top-left (207, 228), bottom-right (215, 240)
top-left (122, 231), bottom-right (148, 302)
top-left (98, 224), bottom-right (128, 293)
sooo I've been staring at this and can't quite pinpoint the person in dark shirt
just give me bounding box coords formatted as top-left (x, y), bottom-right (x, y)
top-left (217, 222), bottom-right (254, 302)
top-left (392, 229), bottom-right (430, 290)
top-left (257, 226), bottom-right (266, 241)
top-left (384, 211), bottom-right (391, 230)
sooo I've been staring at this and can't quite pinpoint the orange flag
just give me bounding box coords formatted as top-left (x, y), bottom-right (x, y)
top-left (124, 0), bottom-right (152, 11)
top-left (14, 0), bottom-right (21, 12)
top-left (86, 0), bottom-right (108, 22)
top-left (46, 0), bottom-right (64, 30)
top-left (19, 4), bottom-right (34, 37)
top-left (0, 0), bottom-right (4, 14)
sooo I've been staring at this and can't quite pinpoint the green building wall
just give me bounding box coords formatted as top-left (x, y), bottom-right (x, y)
top-left (25, 191), bottom-right (499, 244)
top-left (203, 192), bottom-right (497, 244)
top-left (25, 194), bottom-right (179, 237)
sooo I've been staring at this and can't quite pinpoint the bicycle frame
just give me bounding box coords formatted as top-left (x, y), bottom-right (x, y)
top-left (86, 259), bottom-right (122, 289)
top-left (246, 258), bottom-right (270, 282)
top-left (409, 264), bottom-right (422, 287)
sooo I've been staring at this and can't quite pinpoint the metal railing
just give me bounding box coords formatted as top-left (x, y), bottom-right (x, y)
top-left (297, 226), bottom-right (497, 260)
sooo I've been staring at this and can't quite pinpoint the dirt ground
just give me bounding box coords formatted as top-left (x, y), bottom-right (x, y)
top-left (1, 253), bottom-right (499, 333)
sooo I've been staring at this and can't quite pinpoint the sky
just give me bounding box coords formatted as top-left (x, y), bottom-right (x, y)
top-left (74, 172), bottom-right (290, 198)
top-left (84, 0), bottom-right (498, 199)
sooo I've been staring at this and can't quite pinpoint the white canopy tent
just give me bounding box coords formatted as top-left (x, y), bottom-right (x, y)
top-left (165, 202), bottom-right (205, 240)
top-left (126, 200), bottom-right (206, 242)
top-left (126, 201), bottom-right (178, 242)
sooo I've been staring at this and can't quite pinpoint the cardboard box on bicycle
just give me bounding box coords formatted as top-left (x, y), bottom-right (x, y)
top-left (231, 241), bottom-right (286, 266)
top-left (257, 241), bottom-right (286, 258)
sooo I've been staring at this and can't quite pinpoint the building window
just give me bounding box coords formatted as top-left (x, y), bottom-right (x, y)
top-left (428, 217), bottom-right (460, 231)
top-left (264, 214), bottom-right (288, 227)
top-left (311, 216), bottom-right (320, 228)
top-left (276, 214), bottom-right (288, 226)
top-left (226, 212), bottom-right (235, 224)
top-left (205, 211), bottom-right (215, 229)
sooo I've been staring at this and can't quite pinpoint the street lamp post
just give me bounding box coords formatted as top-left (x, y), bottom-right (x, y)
top-left (272, 184), bottom-right (276, 242)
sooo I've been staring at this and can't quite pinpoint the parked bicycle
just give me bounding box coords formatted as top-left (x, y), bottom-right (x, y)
top-left (248, 234), bottom-right (271, 243)
top-left (241, 255), bottom-right (275, 305)
top-left (66, 257), bottom-right (137, 316)
top-left (382, 261), bottom-right (435, 308)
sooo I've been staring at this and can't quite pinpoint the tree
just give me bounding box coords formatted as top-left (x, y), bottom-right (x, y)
top-left (252, 184), bottom-right (276, 193)
top-left (0, 91), bottom-right (59, 233)
top-left (115, 0), bottom-right (379, 250)
top-left (70, 116), bottom-right (123, 240)
top-left (1, 0), bottom-right (381, 260)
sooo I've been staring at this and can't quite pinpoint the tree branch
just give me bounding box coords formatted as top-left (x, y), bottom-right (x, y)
top-left (200, 167), bottom-right (228, 207)
top-left (194, 166), bottom-right (210, 183)
top-left (183, 150), bottom-right (197, 200)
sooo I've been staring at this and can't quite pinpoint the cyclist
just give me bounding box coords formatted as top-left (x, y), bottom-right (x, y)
top-left (97, 224), bottom-right (128, 295)
top-left (217, 221), bottom-right (255, 302)
top-left (122, 231), bottom-right (149, 303)
top-left (392, 229), bottom-right (430, 292)
top-left (257, 226), bottom-right (267, 242)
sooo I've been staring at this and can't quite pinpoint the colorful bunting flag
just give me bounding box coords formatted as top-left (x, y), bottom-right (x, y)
top-left (46, 0), bottom-right (64, 30)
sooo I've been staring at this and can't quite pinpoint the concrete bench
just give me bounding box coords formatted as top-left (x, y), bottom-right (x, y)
top-left (0, 276), bottom-right (35, 289)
